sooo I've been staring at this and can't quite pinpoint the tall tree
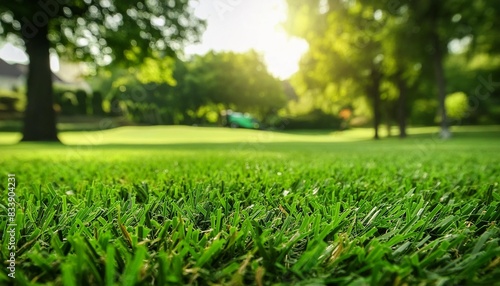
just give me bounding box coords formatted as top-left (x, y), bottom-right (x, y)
top-left (400, 0), bottom-right (472, 138)
top-left (186, 51), bottom-right (287, 120)
top-left (286, 0), bottom-right (387, 139)
top-left (286, 0), bottom-right (490, 138)
top-left (0, 0), bottom-right (203, 141)
top-left (375, 4), bottom-right (422, 138)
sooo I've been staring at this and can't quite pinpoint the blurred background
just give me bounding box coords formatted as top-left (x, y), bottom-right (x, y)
top-left (0, 0), bottom-right (499, 141)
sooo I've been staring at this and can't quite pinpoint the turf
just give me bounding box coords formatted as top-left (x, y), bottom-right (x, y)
top-left (1, 126), bottom-right (500, 285)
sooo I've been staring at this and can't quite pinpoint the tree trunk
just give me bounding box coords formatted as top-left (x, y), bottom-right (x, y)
top-left (386, 118), bottom-right (392, 137)
top-left (22, 23), bottom-right (59, 142)
top-left (432, 36), bottom-right (450, 139)
top-left (429, 2), bottom-right (450, 139)
top-left (370, 68), bottom-right (382, 140)
top-left (396, 71), bottom-right (407, 138)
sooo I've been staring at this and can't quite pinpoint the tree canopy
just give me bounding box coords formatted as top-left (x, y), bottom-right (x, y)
top-left (285, 0), bottom-right (500, 138)
top-left (0, 0), bottom-right (204, 141)
top-left (89, 50), bottom-right (287, 126)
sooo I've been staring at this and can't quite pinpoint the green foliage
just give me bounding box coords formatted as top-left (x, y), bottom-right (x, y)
top-left (135, 57), bottom-right (177, 86)
top-left (0, 127), bottom-right (500, 284)
top-left (187, 51), bottom-right (287, 120)
top-left (89, 50), bottom-right (286, 125)
top-left (283, 109), bottom-right (342, 130)
top-left (0, 0), bottom-right (204, 67)
top-left (53, 87), bottom-right (91, 116)
top-left (285, 0), bottom-right (398, 137)
top-left (285, 0), bottom-right (500, 132)
top-left (89, 57), bottom-right (182, 124)
top-left (0, 89), bottom-right (25, 112)
top-left (446, 92), bottom-right (469, 120)
top-left (411, 99), bottom-right (439, 126)
top-left (0, 0), bottom-right (205, 141)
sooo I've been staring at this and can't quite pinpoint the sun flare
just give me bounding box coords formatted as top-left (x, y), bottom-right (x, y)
top-left (186, 0), bottom-right (308, 79)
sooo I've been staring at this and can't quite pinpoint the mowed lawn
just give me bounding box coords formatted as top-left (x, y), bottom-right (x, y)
top-left (1, 126), bottom-right (500, 285)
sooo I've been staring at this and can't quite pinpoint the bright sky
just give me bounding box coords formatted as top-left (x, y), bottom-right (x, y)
top-left (0, 43), bottom-right (61, 71)
top-left (0, 0), bottom-right (308, 79)
top-left (186, 0), bottom-right (308, 79)
top-left (0, 43), bottom-right (28, 64)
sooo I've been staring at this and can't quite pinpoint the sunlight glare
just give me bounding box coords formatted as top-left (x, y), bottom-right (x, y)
top-left (186, 0), bottom-right (308, 79)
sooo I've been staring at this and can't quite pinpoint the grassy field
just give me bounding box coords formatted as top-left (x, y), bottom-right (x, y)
top-left (1, 126), bottom-right (500, 285)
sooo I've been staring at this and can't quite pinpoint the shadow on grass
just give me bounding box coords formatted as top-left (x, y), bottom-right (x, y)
top-left (272, 129), bottom-right (338, 136)
top-left (1, 127), bottom-right (499, 153)
top-left (5, 136), bottom-right (499, 157)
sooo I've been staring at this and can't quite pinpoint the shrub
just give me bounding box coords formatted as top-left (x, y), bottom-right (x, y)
top-left (282, 109), bottom-right (342, 130)
top-left (446, 91), bottom-right (469, 120)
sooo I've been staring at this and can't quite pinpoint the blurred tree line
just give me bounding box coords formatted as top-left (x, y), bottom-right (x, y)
top-left (1, 0), bottom-right (500, 139)
top-left (84, 50), bottom-right (288, 127)
top-left (0, 0), bottom-right (204, 141)
top-left (73, 0), bottom-right (500, 133)
top-left (285, 0), bottom-right (500, 138)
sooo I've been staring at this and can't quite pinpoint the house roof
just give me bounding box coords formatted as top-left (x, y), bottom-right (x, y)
top-left (0, 58), bottom-right (24, 78)
top-left (0, 58), bottom-right (66, 83)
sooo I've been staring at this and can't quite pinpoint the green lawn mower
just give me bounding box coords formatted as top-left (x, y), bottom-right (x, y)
top-left (221, 110), bottom-right (261, 129)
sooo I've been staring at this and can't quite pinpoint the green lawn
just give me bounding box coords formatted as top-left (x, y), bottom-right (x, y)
top-left (1, 126), bottom-right (500, 285)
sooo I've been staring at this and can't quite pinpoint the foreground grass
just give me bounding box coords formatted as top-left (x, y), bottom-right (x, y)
top-left (1, 126), bottom-right (500, 285)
